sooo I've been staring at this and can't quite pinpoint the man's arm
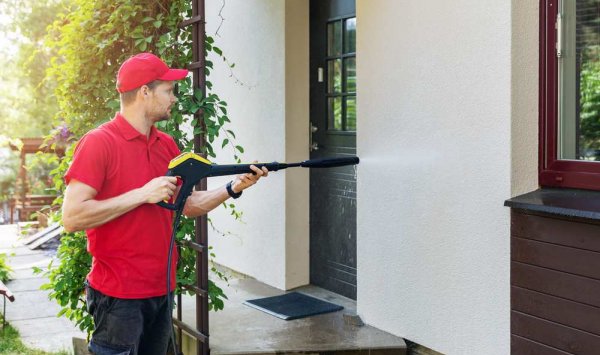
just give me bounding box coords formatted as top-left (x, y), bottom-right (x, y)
top-left (62, 176), bottom-right (178, 232)
top-left (183, 164), bottom-right (268, 217)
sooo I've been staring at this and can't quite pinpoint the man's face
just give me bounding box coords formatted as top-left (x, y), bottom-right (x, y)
top-left (146, 81), bottom-right (177, 122)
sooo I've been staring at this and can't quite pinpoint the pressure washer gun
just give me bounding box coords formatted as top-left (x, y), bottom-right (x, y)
top-left (158, 151), bottom-right (358, 355)
top-left (157, 152), bottom-right (359, 211)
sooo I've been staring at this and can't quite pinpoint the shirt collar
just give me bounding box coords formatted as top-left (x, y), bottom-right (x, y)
top-left (114, 113), bottom-right (159, 142)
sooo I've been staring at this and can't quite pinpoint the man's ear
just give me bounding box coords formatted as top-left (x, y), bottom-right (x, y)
top-left (139, 85), bottom-right (149, 98)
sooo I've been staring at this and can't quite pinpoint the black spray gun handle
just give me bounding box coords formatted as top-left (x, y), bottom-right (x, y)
top-left (156, 161), bottom-right (283, 211)
top-left (156, 153), bottom-right (359, 211)
top-left (156, 169), bottom-right (187, 211)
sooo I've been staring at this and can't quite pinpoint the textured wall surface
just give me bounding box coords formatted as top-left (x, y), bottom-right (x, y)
top-left (205, 0), bottom-right (287, 288)
top-left (356, 1), bottom-right (512, 354)
top-left (512, 0), bottom-right (539, 196)
top-left (204, 0), bottom-right (310, 290)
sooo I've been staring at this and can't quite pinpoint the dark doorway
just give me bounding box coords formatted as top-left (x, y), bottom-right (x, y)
top-left (309, 0), bottom-right (357, 300)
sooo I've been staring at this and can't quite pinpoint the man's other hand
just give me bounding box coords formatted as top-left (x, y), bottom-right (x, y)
top-left (231, 162), bottom-right (269, 193)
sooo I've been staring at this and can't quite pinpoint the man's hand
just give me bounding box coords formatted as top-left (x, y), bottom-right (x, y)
top-left (140, 176), bottom-right (178, 204)
top-left (181, 162), bottom-right (269, 218)
top-left (231, 163), bottom-right (269, 193)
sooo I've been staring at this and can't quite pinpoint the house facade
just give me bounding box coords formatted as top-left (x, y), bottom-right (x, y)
top-left (199, 1), bottom-right (596, 354)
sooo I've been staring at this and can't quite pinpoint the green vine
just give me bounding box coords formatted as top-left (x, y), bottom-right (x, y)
top-left (39, 0), bottom-right (244, 336)
top-left (0, 253), bottom-right (12, 283)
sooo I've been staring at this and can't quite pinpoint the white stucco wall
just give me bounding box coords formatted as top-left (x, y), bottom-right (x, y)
top-left (204, 0), bottom-right (287, 288)
top-left (356, 1), bottom-right (511, 354)
top-left (204, 0), bottom-right (309, 290)
top-left (283, 0), bottom-right (310, 289)
top-left (512, 0), bottom-right (539, 196)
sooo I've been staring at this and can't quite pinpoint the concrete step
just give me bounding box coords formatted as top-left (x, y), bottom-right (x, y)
top-left (179, 278), bottom-right (407, 355)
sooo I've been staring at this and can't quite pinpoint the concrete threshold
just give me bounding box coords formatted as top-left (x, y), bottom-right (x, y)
top-left (179, 276), bottom-right (406, 355)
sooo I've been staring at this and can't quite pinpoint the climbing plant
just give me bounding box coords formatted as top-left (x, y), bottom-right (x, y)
top-left (41, 0), bottom-right (242, 335)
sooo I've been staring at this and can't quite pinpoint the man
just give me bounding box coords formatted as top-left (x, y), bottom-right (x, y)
top-left (62, 52), bottom-right (268, 354)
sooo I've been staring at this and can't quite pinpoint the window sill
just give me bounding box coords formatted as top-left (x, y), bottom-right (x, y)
top-left (505, 188), bottom-right (600, 221)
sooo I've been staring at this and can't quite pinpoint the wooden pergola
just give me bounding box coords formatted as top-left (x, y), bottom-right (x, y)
top-left (8, 137), bottom-right (64, 223)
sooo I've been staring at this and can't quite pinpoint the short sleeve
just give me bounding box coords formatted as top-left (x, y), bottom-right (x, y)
top-left (64, 132), bottom-right (109, 192)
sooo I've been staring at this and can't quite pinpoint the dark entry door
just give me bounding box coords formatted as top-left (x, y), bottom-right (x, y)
top-left (309, 0), bottom-right (357, 300)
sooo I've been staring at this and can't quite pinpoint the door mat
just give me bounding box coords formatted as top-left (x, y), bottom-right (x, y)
top-left (243, 292), bottom-right (344, 320)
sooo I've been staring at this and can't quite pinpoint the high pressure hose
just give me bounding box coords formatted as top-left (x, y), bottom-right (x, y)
top-left (167, 209), bottom-right (184, 355)
top-left (159, 153), bottom-right (360, 354)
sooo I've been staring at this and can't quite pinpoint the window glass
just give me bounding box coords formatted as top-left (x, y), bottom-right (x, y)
top-left (344, 18), bottom-right (356, 53)
top-left (558, 0), bottom-right (600, 161)
top-left (326, 17), bottom-right (357, 133)
top-left (329, 97), bottom-right (342, 130)
top-left (346, 97), bottom-right (356, 131)
top-left (328, 59), bottom-right (342, 93)
top-left (345, 58), bottom-right (356, 93)
top-left (327, 21), bottom-right (342, 56)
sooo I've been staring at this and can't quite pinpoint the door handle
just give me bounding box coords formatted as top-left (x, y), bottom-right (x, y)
top-left (310, 122), bottom-right (319, 151)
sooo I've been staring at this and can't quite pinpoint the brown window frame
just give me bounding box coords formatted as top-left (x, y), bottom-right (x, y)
top-left (539, 0), bottom-right (600, 190)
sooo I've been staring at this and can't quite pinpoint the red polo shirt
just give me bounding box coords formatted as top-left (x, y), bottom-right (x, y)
top-left (65, 113), bottom-right (180, 299)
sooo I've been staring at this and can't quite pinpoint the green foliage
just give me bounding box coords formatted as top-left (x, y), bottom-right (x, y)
top-left (25, 153), bottom-right (59, 195)
top-left (0, 147), bottom-right (19, 201)
top-left (578, 51), bottom-right (600, 154)
top-left (39, 227), bottom-right (93, 333)
top-left (0, 321), bottom-right (69, 354)
top-left (0, 0), bottom-right (62, 139)
top-left (40, 0), bottom-right (244, 337)
top-left (0, 0), bottom-right (66, 203)
top-left (46, 0), bottom-right (187, 136)
top-left (0, 253), bottom-right (12, 282)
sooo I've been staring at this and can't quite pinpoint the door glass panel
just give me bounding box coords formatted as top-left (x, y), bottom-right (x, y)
top-left (327, 21), bottom-right (342, 56)
top-left (344, 17), bottom-right (356, 53)
top-left (345, 58), bottom-right (356, 93)
top-left (329, 97), bottom-right (342, 130)
top-left (328, 59), bottom-right (342, 93)
top-left (558, 0), bottom-right (600, 160)
top-left (346, 96), bottom-right (356, 131)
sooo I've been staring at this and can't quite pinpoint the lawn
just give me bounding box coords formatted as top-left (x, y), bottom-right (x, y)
top-left (0, 322), bottom-right (70, 355)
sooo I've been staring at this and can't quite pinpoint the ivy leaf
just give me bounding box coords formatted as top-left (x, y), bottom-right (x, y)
top-left (222, 138), bottom-right (229, 148)
top-left (235, 145), bottom-right (244, 153)
top-left (153, 20), bottom-right (162, 28)
top-left (213, 46), bottom-right (223, 56)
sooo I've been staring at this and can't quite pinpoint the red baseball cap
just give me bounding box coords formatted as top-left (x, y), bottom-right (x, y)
top-left (116, 53), bottom-right (189, 93)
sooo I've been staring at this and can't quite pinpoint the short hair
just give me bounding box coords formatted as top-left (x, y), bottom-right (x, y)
top-left (119, 80), bottom-right (163, 106)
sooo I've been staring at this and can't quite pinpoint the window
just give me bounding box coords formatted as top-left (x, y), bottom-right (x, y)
top-left (540, 0), bottom-right (600, 189)
top-left (326, 17), bottom-right (356, 132)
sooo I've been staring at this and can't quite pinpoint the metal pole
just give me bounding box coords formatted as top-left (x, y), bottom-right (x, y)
top-left (191, 0), bottom-right (209, 354)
